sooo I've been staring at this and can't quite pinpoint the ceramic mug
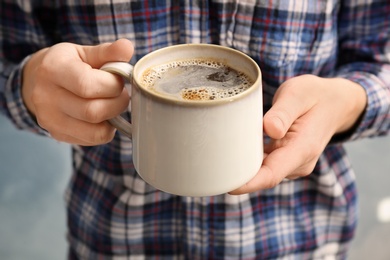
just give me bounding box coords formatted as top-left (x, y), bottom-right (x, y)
top-left (101, 44), bottom-right (263, 196)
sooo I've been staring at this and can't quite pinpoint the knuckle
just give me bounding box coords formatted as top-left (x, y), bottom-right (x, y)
top-left (265, 178), bottom-right (280, 190)
top-left (296, 154), bottom-right (319, 178)
top-left (30, 88), bottom-right (42, 106)
top-left (77, 71), bottom-right (94, 98)
top-left (261, 166), bottom-right (281, 190)
top-left (39, 56), bottom-right (54, 74)
top-left (36, 116), bottom-right (49, 131)
top-left (92, 124), bottom-right (115, 144)
top-left (298, 166), bottom-right (313, 178)
top-left (35, 111), bottom-right (51, 130)
top-left (84, 101), bottom-right (104, 123)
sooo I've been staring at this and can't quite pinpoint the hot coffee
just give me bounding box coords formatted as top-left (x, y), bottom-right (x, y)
top-left (141, 59), bottom-right (253, 101)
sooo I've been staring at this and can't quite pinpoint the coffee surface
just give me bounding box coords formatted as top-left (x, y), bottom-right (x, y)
top-left (141, 59), bottom-right (253, 101)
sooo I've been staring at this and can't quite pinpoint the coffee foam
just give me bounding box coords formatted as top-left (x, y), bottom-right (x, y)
top-left (141, 59), bottom-right (253, 101)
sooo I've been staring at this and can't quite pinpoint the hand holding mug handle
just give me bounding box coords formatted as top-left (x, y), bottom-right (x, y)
top-left (100, 62), bottom-right (134, 139)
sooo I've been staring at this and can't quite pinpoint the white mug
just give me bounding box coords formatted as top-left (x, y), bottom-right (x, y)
top-left (101, 44), bottom-right (263, 196)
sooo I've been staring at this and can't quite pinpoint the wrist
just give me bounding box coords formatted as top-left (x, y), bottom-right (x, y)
top-left (325, 77), bottom-right (367, 134)
top-left (21, 48), bottom-right (48, 116)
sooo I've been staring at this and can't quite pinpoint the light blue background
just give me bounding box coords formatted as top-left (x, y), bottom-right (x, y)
top-left (1, 115), bottom-right (389, 259)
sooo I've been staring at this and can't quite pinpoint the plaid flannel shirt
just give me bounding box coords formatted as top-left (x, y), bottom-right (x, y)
top-left (1, 1), bottom-right (390, 259)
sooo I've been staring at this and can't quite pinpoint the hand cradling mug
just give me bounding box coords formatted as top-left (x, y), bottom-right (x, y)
top-left (101, 44), bottom-right (263, 196)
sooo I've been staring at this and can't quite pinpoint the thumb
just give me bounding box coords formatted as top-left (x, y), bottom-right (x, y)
top-left (80, 38), bottom-right (134, 68)
top-left (264, 80), bottom-right (314, 139)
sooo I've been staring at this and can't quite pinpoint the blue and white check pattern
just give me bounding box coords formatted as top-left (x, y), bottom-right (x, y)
top-left (1, 1), bottom-right (390, 259)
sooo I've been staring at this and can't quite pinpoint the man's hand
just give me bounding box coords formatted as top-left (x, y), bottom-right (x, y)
top-left (22, 39), bottom-right (134, 145)
top-left (230, 74), bottom-right (367, 194)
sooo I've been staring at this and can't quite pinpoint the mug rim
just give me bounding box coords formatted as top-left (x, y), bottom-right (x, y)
top-left (133, 44), bottom-right (262, 106)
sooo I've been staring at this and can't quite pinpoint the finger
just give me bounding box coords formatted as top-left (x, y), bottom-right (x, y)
top-left (229, 148), bottom-right (296, 195)
top-left (60, 62), bottom-right (126, 99)
top-left (264, 84), bottom-right (315, 139)
top-left (81, 38), bottom-right (134, 68)
top-left (49, 132), bottom-right (97, 146)
top-left (58, 87), bottom-right (130, 123)
top-left (62, 39), bottom-right (134, 98)
top-left (38, 114), bottom-right (116, 145)
top-left (228, 130), bottom-right (316, 195)
top-left (262, 143), bottom-right (308, 183)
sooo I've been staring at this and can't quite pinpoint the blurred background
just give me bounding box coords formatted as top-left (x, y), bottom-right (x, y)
top-left (1, 114), bottom-right (390, 260)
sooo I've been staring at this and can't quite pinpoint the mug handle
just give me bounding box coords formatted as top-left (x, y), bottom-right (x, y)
top-left (100, 62), bottom-right (134, 139)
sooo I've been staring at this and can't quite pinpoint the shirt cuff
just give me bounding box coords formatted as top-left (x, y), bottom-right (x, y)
top-left (333, 70), bottom-right (390, 142)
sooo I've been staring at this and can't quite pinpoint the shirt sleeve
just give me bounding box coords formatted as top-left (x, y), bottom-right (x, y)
top-left (334, 0), bottom-right (390, 141)
top-left (0, 1), bottom-right (58, 136)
